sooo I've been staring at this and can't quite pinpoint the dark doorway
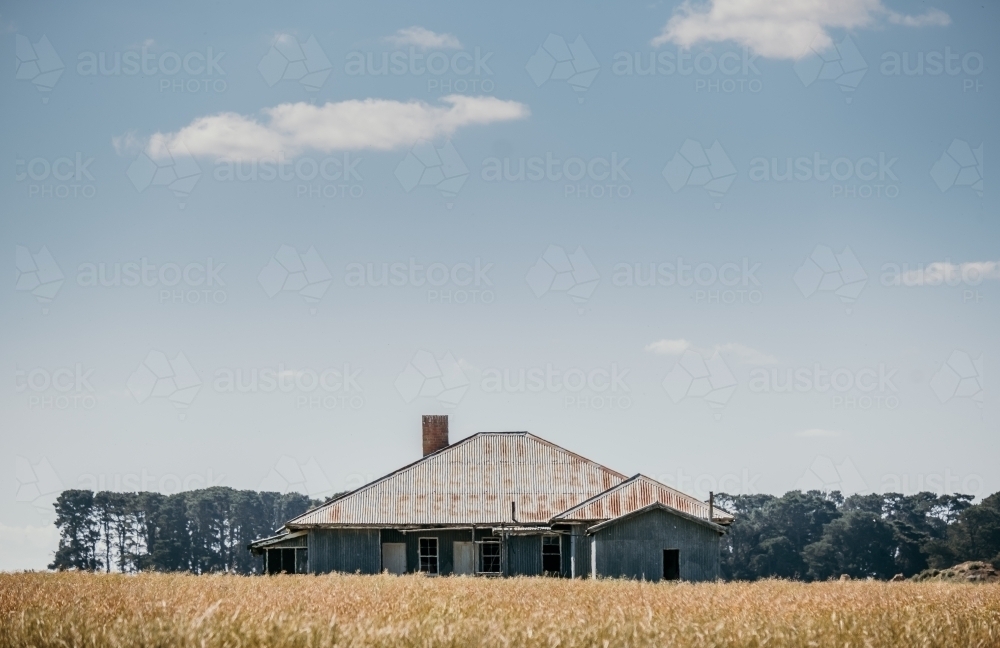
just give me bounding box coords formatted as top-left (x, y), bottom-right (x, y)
top-left (266, 548), bottom-right (304, 574)
top-left (663, 549), bottom-right (680, 581)
top-left (542, 535), bottom-right (561, 574)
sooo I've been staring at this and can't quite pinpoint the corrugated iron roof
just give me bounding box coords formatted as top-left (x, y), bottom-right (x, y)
top-left (288, 432), bottom-right (628, 527)
top-left (552, 474), bottom-right (734, 524)
top-left (585, 501), bottom-right (728, 535)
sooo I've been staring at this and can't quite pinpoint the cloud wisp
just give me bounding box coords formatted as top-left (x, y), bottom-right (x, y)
top-left (385, 26), bottom-right (462, 50)
top-left (652, 0), bottom-right (950, 59)
top-left (895, 261), bottom-right (1000, 286)
top-left (124, 95), bottom-right (528, 159)
top-left (645, 338), bottom-right (778, 365)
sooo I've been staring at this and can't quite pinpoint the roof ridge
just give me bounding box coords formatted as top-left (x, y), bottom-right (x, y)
top-left (287, 430), bottom-right (627, 527)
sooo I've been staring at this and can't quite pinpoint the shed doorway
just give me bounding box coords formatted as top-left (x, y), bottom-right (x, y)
top-left (662, 549), bottom-right (680, 581)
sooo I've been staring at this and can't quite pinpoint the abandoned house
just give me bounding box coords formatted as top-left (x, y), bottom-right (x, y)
top-left (249, 415), bottom-right (733, 581)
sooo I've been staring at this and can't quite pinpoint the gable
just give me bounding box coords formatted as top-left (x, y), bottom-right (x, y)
top-left (288, 432), bottom-right (626, 527)
top-left (553, 474), bottom-right (733, 524)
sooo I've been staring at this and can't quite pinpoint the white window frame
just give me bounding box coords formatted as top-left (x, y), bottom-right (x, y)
top-left (477, 537), bottom-right (502, 574)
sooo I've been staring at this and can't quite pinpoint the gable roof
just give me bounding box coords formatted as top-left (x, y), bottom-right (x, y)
top-left (288, 432), bottom-right (627, 527)
top-left (585, 501), bottom-right (728, 535)
top-left (552, 474), bottom-right (734, 525)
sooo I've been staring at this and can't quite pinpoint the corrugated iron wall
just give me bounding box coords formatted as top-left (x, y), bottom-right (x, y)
top-left (308, 529), bottom-right (380, 574)
top-left (593, 508), bottom-right (720, 582)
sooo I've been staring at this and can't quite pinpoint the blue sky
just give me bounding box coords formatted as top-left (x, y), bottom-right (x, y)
top-left (1, 0), bottom-right (997, 569)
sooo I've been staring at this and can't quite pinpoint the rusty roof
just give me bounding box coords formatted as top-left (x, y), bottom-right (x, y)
top-left (287, 432), bottom-right (628, 527)
top-left (552, 474), bottom-right (734, 524)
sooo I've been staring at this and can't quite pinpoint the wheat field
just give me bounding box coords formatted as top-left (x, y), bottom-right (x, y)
top-left (1, 572), bottom-right (998, 648)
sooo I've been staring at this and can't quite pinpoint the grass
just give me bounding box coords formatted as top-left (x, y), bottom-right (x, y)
top-left (1, 572), bottom-right (999, 647)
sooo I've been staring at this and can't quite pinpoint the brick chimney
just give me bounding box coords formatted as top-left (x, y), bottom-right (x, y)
top-left (422, 415), bottom-right (449, 456)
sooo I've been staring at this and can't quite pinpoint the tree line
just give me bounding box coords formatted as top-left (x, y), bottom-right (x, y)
top-left (50, 486), bottom-right (1000, 579)
top-left (717, 490), bottom-right (1000, 580)
top-left (49, 487), bottom-right (321, 573)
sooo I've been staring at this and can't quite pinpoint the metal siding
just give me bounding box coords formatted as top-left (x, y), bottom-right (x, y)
top-left (556, 474), bottom-right (733, 524)
top-left (594, 507), bottom-right (720, 582)
top-left (289, 433), bottom-right (626, 527)
top-left (308, 529), bottom-right (380, 574)
top-left (507, 535), bottom-right (542, 576)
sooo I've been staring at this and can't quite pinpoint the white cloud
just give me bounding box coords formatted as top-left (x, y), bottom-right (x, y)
top-left (645, 339), bottom-right (776, 364)
top-left (898, 261), bottom-right (1000, 286)
top-left (134, 95), bottom-right (528, 159)
top-left (385, 26), bottom-right (462, 50)
top-left (652, 0), bottom-right (950, 59)
top-left (645, 338), bottom-right (692, 355)
top-left (795, 428), bottom-right (843, 438)
top-left (111, 130), bottom-right (144, 156)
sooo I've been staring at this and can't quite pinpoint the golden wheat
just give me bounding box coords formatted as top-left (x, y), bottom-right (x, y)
top-left (1, 572), bottom-right (998, 647)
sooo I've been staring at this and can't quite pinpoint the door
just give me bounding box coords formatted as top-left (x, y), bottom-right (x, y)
top-left (663, 549), bottom-right (680, 581)
top-left (382, 543), bottom-right (406, 575)
top-left (453, 541), bottom-right (475, 575)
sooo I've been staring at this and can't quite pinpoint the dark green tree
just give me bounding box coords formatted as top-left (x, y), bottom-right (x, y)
top-left (49, 489), bottom-right (100, 571)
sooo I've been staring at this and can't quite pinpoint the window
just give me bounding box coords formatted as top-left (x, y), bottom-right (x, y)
top-left (542, 535), bottom-right (561, 574)
top-left (479, 537), bottom-right (501, 573)
top-left (418, 538), bottom-right (439, 574)
top-left (266, 548), bottom-right (307, 574)
top-left (663, 549), bottom-right (680, 581)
